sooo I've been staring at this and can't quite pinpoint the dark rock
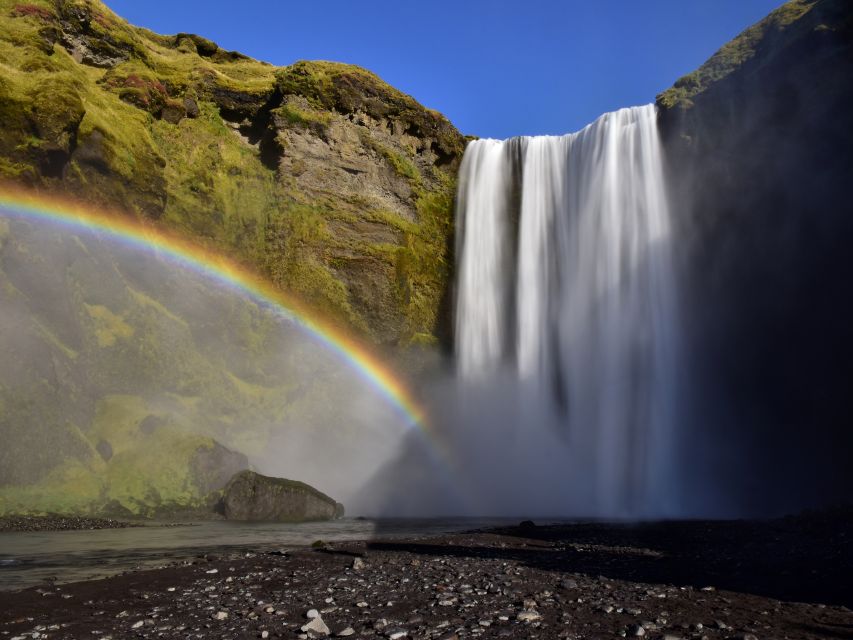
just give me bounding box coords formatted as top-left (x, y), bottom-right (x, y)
top-left (95, 439), bottom-right (113, 461)
top-left (656, 0), bottom-right (853, 514)
top-left (138, 415), bottom-right (164, 436)
top-left (174, 33), bottom-right (218, 57)
top-left (183, 96), bottom-right (200, 118)
top-left (220, 470), bottom-right (343, 522)
top-left (160, 102), bottom-right (185, 124)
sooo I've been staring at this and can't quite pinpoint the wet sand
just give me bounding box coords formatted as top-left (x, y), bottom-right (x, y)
top-left (1, 512), bottom-right (851, 639)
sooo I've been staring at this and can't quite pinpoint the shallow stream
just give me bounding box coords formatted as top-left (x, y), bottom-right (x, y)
top-left (0, 517), bottom-right (525, 591)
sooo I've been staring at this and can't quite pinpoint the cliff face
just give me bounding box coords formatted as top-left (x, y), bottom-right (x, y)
top-left (657, 0), bottom-right (853, 514)
top-left (0, 0), bottom-right (464, 516)
top-left (0, 0), bottom-right (465, 346)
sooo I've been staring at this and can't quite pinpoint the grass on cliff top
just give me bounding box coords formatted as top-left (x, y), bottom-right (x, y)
top-left (276, 60), bottom-right (464, 159)
top-left (657, 0), bottom-right (817, 110)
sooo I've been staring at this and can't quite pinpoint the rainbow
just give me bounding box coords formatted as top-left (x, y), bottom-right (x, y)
top-left (0, 186), bottom-right (429, 430)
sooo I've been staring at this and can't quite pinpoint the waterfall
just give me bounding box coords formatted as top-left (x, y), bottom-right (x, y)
top-left (455, 105), bottom-right (679, 516)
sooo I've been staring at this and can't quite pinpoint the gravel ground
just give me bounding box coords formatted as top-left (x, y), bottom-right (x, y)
top-left (0, 516), bottom-right (141, 533)
top-left (1, 514), bottom-right (851, 639)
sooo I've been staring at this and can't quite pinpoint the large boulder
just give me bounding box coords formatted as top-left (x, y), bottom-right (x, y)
top-left (221, 470), bottom-right (344, 522)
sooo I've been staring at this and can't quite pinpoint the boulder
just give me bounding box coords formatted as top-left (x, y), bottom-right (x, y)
top-left (220, 470), bottom-right (344, 522)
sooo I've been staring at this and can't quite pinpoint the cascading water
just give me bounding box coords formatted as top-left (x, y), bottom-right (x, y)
top-left (455, 105), bottom-right (679, 516)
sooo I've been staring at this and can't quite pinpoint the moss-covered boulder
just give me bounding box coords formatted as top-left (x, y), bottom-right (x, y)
top-left (220, 470), bottom-right (343, 522)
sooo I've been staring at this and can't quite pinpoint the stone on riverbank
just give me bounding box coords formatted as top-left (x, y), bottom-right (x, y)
top-left (220, 470), bottom-right (344, 522)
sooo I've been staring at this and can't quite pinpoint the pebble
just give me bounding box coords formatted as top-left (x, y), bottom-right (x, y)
top-left (301, 615), bottom-right (330, 636)
top-left (517, 610), bottom-right (542, 622)
top-left (1, 523), bottom-right (838, 640)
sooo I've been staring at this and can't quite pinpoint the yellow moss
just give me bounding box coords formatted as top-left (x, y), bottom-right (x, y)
top-left (84, 303), bottom-right (135, 347)
top-left (127, 287), bottom-right (187, 326)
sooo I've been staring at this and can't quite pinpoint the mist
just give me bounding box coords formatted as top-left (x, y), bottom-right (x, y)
top-left (0, 214), bottom-right (410, 515)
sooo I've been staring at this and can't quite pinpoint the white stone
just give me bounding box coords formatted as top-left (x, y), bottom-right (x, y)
top-left (301, 616), bottom-right (330, 636)
top-left (517, 610), bottom-right (542, 622)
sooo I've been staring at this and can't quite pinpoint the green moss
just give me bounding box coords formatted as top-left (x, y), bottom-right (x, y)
top-left (274, 102), bottom-right (332, 133)
top-left (368, 138), bottom-right (421, 185)
top-left (264, 203), bottom-right (367, 332)
top-left (393, 180), bottom-right (456, 342)
top-left (152, 101), bottom-right (278, 260)
top-left (276, 60), bottom-right (464, 160)
top-left (0, 156), bottom-right (29, 178)
top-left (657, 0), bottom-right (817, 110)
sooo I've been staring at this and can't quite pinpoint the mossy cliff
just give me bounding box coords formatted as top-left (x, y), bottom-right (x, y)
top-left (0, 216), bottom-right (382, 516)
top-left (656, 0), bottom-right (853, 514)
top-left (0, 0), bottom-right (465, 347)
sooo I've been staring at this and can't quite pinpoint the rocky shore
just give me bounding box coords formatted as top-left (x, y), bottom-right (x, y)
top-left (1, 513), bottom-right (852, 639)
top-left (0, 515), bottom-right (141, 533)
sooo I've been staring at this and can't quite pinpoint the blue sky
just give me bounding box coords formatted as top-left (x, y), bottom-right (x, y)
top-left (108, 0), bottom-right (783, 139)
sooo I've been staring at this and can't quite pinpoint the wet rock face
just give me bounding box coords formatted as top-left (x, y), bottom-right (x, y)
top-left (657, 0), bottom-right (853, 514)
top-left (221, 470), bottom-right (344, 522)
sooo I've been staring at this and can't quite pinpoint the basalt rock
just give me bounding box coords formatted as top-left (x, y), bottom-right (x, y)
top-left (656, 0), bottom-right (853, 513)
top-left (220, 470), bottom-right (344, 522)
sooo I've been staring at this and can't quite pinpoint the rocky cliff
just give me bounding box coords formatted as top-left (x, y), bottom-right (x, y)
top-left (0, 0), bottom-right (465, 347)
top-left (657, 0), bottom-right (853, 514)
top-left (0, 0), bottom-right (465, 517)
